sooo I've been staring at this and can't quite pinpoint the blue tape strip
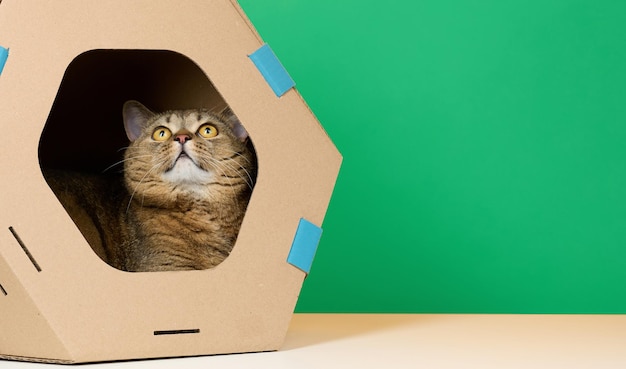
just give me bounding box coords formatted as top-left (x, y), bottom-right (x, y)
top-left (287, 218), bottom-right (323, 274)
top-left (0, 46), bottom-right (8, 76)
top-left (249, 44), bottom-right (295, 97)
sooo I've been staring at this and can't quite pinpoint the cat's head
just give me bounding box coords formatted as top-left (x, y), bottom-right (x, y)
top-left (122, 100), bottom-right (256, 204)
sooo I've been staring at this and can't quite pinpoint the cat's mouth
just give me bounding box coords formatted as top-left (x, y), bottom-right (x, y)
top-left (169, 150), bottom-right (202, 171)
top-left (175, 151), bottom-right (192, 163)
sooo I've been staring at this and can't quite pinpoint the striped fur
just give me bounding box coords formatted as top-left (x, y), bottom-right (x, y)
top-left (44, 101), bottom-right (257, 272)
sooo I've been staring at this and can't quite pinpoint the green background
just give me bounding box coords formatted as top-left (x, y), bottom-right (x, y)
top-left (238, 0), bottom-right (626, 313)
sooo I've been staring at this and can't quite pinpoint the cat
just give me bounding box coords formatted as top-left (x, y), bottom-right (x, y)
top-left (43, 100), bottom-right (257, 272)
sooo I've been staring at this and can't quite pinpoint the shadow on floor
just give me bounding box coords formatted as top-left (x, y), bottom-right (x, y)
top-left (282, 313), bottom-right (439, 350)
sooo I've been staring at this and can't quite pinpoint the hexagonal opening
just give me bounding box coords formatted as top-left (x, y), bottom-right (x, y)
top-left (38, 49), bottom-right (258, 272)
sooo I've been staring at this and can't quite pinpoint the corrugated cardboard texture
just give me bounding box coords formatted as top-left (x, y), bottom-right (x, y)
top-left (0, 0), bottom-right (341, 363)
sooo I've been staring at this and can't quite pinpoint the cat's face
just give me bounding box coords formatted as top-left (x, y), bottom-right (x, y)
top-left (122, 100), bottom-right (255, 203)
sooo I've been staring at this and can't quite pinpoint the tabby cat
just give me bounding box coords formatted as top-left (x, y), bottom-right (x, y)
top-left (43, 100), bottom-right (257, 272)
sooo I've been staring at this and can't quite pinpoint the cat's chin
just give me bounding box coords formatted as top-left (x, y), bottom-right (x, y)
top-left (162, 158), bottom-right (213, 186)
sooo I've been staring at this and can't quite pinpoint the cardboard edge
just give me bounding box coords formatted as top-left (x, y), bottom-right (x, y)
top-left (0, 355), bottom-right (74, 365)
top-left (228, 1), bottom-right (264, 44)
top-left (229, 1), bottom-right (342, 158)
top-left (0, 249), bottom-right (73, 362)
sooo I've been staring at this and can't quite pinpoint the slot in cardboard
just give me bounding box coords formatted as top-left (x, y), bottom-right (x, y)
top-left (8, 227), bottom-right (41, 273)
top-left (153, 329), bottom-right (201, 336)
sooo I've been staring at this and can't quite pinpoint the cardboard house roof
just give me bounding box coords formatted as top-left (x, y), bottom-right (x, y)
top-left (0, 0), bottom-right (341, 364)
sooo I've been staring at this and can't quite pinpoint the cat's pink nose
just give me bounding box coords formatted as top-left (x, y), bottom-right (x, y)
top-left (175, 134), bottom-right (192, 144)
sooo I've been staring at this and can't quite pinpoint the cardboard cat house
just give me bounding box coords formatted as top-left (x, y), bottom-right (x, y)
top-left (0, 0), bottom-right (341, 364)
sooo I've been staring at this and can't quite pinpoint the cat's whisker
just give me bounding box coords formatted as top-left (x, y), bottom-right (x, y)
top-left (209, 158), bottom-right (252, 204)
top-left (215, 157), bottom-right (255, 191)
top-left (206, 158), bottom-right (239, 205)
top-left (219, 152), bottom-right (255, 188)
top-left (211, 160), bottom-right (249, 215)
top-left (126, 160), bottom-right (167, 213)
top-left (102, 155), bottom-right (153, 173)
top-left (221, 148), bottom-right (253, 165)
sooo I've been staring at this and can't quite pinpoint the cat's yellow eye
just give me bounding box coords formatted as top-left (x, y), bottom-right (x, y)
top-left (152, 126), bottom-right (172, 141)
top-left (198, 124), bottom-right (218, 139)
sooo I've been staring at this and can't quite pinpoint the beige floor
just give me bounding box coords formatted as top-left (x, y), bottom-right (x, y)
top-left (2, 313), bottom-right (626, 368)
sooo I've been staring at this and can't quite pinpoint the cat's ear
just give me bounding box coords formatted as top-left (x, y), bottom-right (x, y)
top-left (220, 107), bottom-right (249, 142)
top-left (123, 100), bottom-right (155, 142)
